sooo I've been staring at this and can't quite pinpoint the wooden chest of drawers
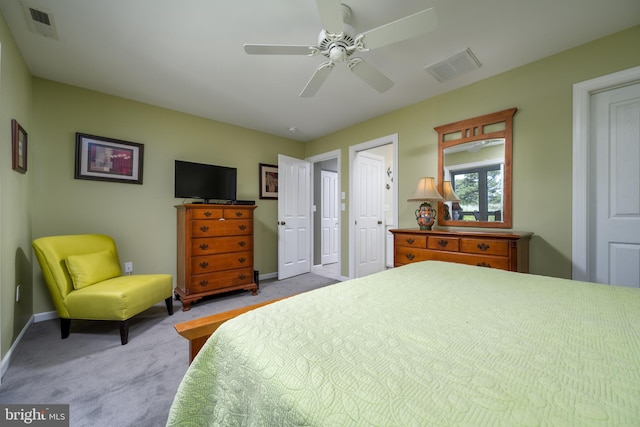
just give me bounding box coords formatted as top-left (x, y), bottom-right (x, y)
top-left (390, 229), bottom-right (532, 272)
top-left (175, 204), bottom-right (258, 311)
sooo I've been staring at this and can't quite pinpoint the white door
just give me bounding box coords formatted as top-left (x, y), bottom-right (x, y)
top-left (278, 154), bottom-right (311, 280)
top-left (354, 151), bottom-right (385, 277)
top-left (320, 170), bottom-right (339, 265)
top-left (591, 82), bottom-right (640, 287)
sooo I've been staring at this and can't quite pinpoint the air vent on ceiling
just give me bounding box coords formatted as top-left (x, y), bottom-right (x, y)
top-left (21, 2), bottom-right (59, 40)
top-left (425, 48), bottom-right (481, 82)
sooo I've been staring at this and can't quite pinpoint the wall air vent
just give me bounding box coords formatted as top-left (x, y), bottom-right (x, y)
top-left (21, 2), bottom-right (59, 40)
top-left (425, 48), bottom-right (481, 82)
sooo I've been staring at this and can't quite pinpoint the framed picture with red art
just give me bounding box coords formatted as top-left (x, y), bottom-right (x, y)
top-left (259, 163), bottom-right (278, 199)
top-left (74, 133), bottom-right (144, 184)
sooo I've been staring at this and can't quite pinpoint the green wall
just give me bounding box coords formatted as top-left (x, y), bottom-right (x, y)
top-left (0, 13), bottom-right (33, 362)
top-left (305, 25), bottom-right (640, 280)
top-left (29, 80), bottom-right (303, 314)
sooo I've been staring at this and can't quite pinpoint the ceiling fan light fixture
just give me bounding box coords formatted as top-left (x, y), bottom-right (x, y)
top-left (245, 2), bottom-right (439, 97)
top-left (329, 45), bottom-right (348, 62)
top-left (317, 23), bottom-right (357, 52)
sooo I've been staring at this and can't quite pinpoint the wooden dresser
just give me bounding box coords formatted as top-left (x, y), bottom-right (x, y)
top-left (175, 204), bottom-right (258, 311)
top-left (390, 229), bottom-right (532, 272)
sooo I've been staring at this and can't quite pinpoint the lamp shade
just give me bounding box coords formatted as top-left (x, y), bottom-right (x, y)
top-left (442, 181), bottom-right (461, 201)
top-left (407, 177), bottom-right (444, 202)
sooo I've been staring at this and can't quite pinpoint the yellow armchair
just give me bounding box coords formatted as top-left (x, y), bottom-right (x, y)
top-left (32, 234), bottom-right (174, 345)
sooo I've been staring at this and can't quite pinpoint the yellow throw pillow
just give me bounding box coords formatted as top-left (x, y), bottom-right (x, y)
top-left (66, 250), bottom-right (122, 289)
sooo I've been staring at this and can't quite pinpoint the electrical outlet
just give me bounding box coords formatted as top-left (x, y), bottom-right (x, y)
top-left (16, 285), bottom-right (21, 302)
top-left (124, 262), bottom-right (133, 274)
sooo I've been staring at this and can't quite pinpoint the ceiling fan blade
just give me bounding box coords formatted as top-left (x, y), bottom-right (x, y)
top-left (299, 62), bottom-right (334, 97)
top-left (244, 44), bottom-right (312, 55)
top-left (348, 58), bottom-right (393, 93)
top-left (359, 8), bottom-right (438, 50)
top-left (315, 0), bottom-right (344, 34)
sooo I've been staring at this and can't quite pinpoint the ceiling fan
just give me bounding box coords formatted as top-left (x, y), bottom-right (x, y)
top-left (243, 1), bottom-right (438, 97)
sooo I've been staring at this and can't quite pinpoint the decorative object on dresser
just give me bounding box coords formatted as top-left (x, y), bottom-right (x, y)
top-left (407, 177), bottom-right (444, 230)
top-left (175, 204), bottom-right (258, 311)
top-left (390, 229), bottom-right (532, 272)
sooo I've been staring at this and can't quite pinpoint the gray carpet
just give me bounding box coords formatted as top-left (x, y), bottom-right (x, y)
top-left (0, 273), bottom-right (339, 427)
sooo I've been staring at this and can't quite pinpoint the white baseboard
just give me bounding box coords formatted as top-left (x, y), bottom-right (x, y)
top-left (33, 310), bottom-right (58, 323)
top-left (1, 316), bottom-right (34, 381)
top-left (1, 311), bottom-right (58, 382)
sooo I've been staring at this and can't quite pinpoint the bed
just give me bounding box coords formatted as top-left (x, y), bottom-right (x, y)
top-left (167, 261), bottom-right (640, 426)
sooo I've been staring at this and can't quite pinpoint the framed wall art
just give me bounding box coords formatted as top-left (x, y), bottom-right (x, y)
top-left (75, 133), bottom-right (144, 184)
top-left (259, 163), bottom-right (278, 199)
top-left (11, 119), bottom-right (27, 174)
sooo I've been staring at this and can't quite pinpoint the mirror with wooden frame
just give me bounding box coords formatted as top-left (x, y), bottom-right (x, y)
top-left (435, 108), bottom-right (517, 229)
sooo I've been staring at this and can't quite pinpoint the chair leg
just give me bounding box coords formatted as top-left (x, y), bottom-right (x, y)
top-left (119, 320), bottom-right (130, 345)
top-left (60, 318), bottom-right (71, 339)
top-left (165, 297), bottom-right (174, 315)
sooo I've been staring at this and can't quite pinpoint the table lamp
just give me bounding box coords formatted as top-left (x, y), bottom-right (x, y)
top-left (442, 180), bottom-right (461, 220)
top-left (407, 177), bottom-right (443, 230)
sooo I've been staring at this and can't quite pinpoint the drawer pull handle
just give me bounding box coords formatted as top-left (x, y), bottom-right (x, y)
top-left (238, 241), bottom-right (246, 247)
top-left (204, 211), bottom-right (212, 217)
top-left (199, 261), bottom-right (209, 268)
top-left (235, 212), bottom-right (243, 217)
top-left (477, 243), bottom-right (490, 251)
top-left (238, 274), bottom-right (247, 280)
top-left (405, 253), bottom-right (415, 261)
top-left (406, 238), bottom-right (415, 245)
top-left (438, 239), bottom-right (448, 247)
top-left (238, 257), bottom-right (246, 264)
top-left (200, 225), bottom-right (209, 232)
top-left (477, 262), bottom-right (492, 268)
top-left (199, 243), bottom-right (209, 250)
top-left (199, 280), bottom-right (209, 286)
top-left (239, 225), bottom-right (247, 231)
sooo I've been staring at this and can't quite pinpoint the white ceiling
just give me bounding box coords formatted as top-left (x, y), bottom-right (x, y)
top-left (2, 0), bottom-right (639, 142)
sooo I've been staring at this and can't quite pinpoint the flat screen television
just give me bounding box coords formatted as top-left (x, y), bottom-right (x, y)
top-left (174, 160), bottom-right (237, 203)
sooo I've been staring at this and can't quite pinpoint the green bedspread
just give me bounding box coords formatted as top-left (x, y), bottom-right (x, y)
top-left (167, 261), bottom-right (640, 426)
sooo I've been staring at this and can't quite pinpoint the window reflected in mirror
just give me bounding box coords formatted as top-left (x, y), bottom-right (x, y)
top-left (445, 139), bottom-right (504, 222)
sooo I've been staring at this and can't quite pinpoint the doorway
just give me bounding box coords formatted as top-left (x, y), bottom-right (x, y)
top-left (572, 66), bottom-right (640, 286)
top-left (349, 134), bottom-right (398, 278)
top-left (309, 150), bottom-right (342, 281)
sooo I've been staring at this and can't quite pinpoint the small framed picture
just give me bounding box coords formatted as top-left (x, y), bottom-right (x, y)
top-left (75, 133), bottom-right (144, 184)
top-left (11, 119), bottom-right (27, 174)
top-left (259, 163), bottom-right (278, 199)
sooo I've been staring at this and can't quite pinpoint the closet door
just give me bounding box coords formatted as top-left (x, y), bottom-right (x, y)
top-left (591, 81), bottom-right (640, 287)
